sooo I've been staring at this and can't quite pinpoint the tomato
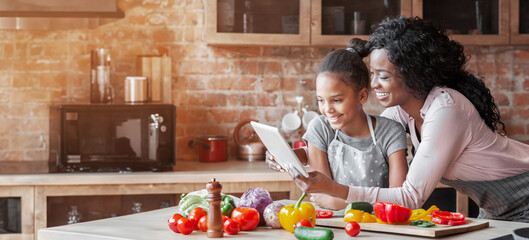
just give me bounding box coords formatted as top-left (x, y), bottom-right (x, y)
top-left (176, 217), bottom-right (194, 235)
top-left (345, 221), bottom-right (361, 237)
top-left (231, 207), bottom-right (260, 231)
top-left (198, 215), bottom-right (208, 232)
top-left (223, 218), bottom-right (240, 235)
top-left (188, 207), bottom-right (207, 229)
top-left (295, 219), bottom-right (313, 229)
top-left (316, 210), bottom-right (334, 218)
top-left (168, 213), bottom-right (184, 233)
top-left (223, 215), bottom-right (229, 223)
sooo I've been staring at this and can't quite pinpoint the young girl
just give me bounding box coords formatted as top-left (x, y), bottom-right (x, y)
top-left (300, 39), bottom-right (409, 210)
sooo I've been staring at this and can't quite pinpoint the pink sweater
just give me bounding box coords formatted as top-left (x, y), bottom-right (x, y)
top-left (347, 87), bottom-right (529, 209)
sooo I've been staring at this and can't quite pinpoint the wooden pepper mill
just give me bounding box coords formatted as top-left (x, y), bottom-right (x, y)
top-left (206, 178), bottom-right (223, 238)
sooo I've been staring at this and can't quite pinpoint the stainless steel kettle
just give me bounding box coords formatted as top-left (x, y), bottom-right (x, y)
top-left (233, 119), bottom-right (266, 161)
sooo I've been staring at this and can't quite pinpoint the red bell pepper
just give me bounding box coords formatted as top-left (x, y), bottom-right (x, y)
top-left (315, 210), bottom-right (334, 218)
top-left (431, 210), bottom-right (466, 226)
top-left (374, 202), bottom-right (412, 224)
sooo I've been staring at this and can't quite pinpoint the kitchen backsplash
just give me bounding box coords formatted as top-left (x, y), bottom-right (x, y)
top-left (0, 0), bottom-right (527, 164)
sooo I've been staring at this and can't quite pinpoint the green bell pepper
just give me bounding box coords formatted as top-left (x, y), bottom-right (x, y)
top-left (221, 195), bottom-right (235, 216)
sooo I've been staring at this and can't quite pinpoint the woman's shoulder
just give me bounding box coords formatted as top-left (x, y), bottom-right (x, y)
top-left (424, 87), bottom-right (475, 116)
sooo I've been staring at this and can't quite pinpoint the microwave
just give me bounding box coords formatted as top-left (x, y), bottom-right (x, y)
top-left (49, 104), bottom-right (175, 172)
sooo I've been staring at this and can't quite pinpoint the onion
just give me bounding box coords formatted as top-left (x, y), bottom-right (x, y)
top-left (238, 187), bottom-right (274, 225)
top-left (263, 202), bottom-right (284, 228)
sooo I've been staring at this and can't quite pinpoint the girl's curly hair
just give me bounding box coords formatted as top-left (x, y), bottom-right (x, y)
top-left (365, 16), bottom-right (505, 133)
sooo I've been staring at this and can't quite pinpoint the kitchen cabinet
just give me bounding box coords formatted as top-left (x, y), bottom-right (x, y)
top-left (310, 0), bottom-right (413, 46)
top-left (206, 0), bottom-right (411, 46)
top-left (0, 186), bottom-right (33, 240)
top-left (413, 0), bottom-right (509, 45)
top-left (510, 0), bottom-right (529, 45)
top-left (205, 0), bottom-right (311, 46)
top-left (208, 0), bottom-right (529, 46)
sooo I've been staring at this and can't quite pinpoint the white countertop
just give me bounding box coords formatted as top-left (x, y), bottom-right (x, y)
top-left (38, 205), bottom-right (529, 240)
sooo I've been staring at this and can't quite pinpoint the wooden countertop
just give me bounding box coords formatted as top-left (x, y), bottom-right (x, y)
top-left (0, 160), bottom-right (292, 186)
top-left (38, 205), bottom-right (529, 240)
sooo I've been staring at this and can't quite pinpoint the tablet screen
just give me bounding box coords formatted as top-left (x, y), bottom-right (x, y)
top-left (250, 121), bottom-right (308, 178)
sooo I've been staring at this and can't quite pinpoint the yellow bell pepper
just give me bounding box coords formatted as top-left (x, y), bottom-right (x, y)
top-left (409, 205), bottom-right (439, 221)
top-left (279, 192), bottom-right (316, 233)
top-left (362, 212), bottom-right (377, 223)
top-left (344, 209), bottom-right (377, 223)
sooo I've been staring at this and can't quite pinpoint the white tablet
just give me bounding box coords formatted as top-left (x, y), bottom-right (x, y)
top-left (250, 121), bottom-right (309, 178)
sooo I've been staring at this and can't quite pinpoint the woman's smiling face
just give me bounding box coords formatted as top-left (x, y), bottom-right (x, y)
top-left (369, 49), bottom-right (413, 108)
top-left (316, 72), bottom-right (367, 135)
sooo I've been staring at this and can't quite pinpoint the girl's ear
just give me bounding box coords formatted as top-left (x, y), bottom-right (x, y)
top-left (359, 87), bottom-right (369, 104)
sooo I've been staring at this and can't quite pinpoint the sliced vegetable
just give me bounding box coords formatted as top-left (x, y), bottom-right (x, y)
top-left (279, 193), bottom-right (317, 233)
top-left (345, 221), bottom-right (361, 237)
top-left (344, 202), bottom-right (373, 214)
top-left (410, 219), bottom-right (436, 228)
top-left (316, 210), bottom-right (334, 218)
top-left (344, 209), bottom-right (377, 223)
top-left (343, 210), bottom-right (363, 223)
top-left (294, 226), bottom-right (334, 240)
top-left (374, 202), bottom-right (412, 224)
top-left (263, 202), bottom-right (284, 228)
top-left (431, 210), bottom-right (467, 226)
top-left (409, 205), bottom-right (439, 221)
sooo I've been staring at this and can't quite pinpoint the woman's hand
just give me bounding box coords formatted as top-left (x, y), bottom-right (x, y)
top-left (310, 193), bottom-right (348, 210)
top-left (294, 171), bottom-right (349, 200)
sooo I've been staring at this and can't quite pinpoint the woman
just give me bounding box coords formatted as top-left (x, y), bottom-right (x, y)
top-left (291, 16), bottom-right (529, 222)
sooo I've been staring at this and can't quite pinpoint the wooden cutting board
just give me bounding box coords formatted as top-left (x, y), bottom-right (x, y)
top-left (316, 217), bottom-right (489, 237)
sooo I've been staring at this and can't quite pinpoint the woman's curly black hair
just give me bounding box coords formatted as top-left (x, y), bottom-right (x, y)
top-left (318, 39), bottom-right (370, 92)
top-left (364, 16), bottom-right (505, 133)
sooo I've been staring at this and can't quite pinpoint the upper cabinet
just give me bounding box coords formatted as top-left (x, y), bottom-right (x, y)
top-left (310, 0), bottom-right (412, 46)
top-left (206, 0), bottom-right (311, 46)
top-left (413, 0), bottom-right (509, 45)
top-left (206, 0), bottom-right (528, 46)
top-left (510, 0), bottom-right (529, 45)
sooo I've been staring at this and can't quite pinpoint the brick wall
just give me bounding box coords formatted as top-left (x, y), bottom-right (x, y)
top-left (0, 0), bottom-right (528, 164)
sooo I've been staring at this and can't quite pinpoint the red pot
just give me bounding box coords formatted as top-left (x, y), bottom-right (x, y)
top-left (189, 136), bottom-right (228, 162)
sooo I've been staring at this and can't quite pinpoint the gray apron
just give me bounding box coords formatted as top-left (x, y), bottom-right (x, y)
top-left (328, 114), bottom-right (389, 187)
top-left (440, 171), bottom-right (529, 222)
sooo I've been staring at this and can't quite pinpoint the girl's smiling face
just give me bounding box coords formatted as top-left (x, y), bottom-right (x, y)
top-left (316, 72), bottom-right (367, 136)
top-left (369, 49), bottom-right (414, 108)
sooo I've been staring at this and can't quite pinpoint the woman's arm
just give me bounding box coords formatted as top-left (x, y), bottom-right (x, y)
top-left (296, 105), bottom-right (471, 209)
top-left (387, 149), bottom-right (408, 187)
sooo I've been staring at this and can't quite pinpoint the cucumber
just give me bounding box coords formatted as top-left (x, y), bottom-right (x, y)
top-left (294, 227), bottom-right (334, 240)
top-left (344, 202), bottom-right (373, 214)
